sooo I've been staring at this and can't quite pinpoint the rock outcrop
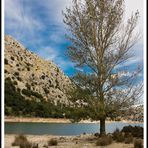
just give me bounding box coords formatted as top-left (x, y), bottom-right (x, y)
top-left (4, 35), bottom-right (72, 104)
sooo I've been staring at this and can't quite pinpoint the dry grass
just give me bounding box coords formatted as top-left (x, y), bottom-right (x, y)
top-left (12, 135), bottom-right (32, 148)
top-left (48, 138), bottom-right (58, 146)
top-left (134, 139), bottom-right (143, 148)
top-left (11, 135), bottom-right (38, 148)
top-left (124, 133), bottom-right (133, 144)
top-left (96, 134), bottom-right (112, 146)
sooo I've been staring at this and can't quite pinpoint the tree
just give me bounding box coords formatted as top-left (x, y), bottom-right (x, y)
top-left (63, 0), bottom-right (143, 135)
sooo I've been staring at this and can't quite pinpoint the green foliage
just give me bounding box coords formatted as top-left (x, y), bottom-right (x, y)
top-left (40, 75), bottom-right (45, 80)
top-left (14, 72), bottom-right (19, 76)
top-left (4, 69), bottom-right (8, 73)
top-left (13, 81), bottom-right (18, 85)
top-left (43, 87), bottom-right (49, 94)
top-left (4, 58), bottom-right (8, 64)
top-left (121, 125), bottom-right (143, 139)
top-left (11, 56), bottom-right (15, 61)
top-left (22, 89), bottom-right (43, 99)
top-left (27, 67), bottom-right (30, 71)
top-left (5, 77), bottom-right (71, 118)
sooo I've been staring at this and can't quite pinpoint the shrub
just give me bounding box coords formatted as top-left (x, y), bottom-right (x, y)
top-left (134, 139), bottom-right (143, 148)
top-left (11, 56), bottom-right (15, 61)
top-left (25, 83), bottom-right (31, 90)
top-left (5, 58), bottom-right (8, 64)
top-left (112, 128), bottom-right (125, 142)
top-left (112, 128), bottom-right (120, 140)
top-left (48, 139), bottom-right (58, 146)
top-left (94, 133), bottom-right (100, 137)
top-left (124, 133), bottom-right (133, 144)
top-left (43, 88), bottom-right (49, 94)
top-left (14, 72), bottom-right (19, 76)
top-left (22, 89), bottom-right (32, 97)
top-left (13, 81), bottom-right (18, 85)
top-left (27, 67), bottom-right (30, 71)
top-left (41, 75), bottom-right (45, 80)
top-left (96, 134), bottom-right (112, 146)
top-left (12, 135), bottom-right (32, 148)
top-left (20, 57), bottom-right (23, 61)
top-left (17, 76), bottom-right (22, 81)
top-left (121, 125), bottom-right (143, 139)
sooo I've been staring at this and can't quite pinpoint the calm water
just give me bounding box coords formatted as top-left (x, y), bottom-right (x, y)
top-left (5, 122), bottom-right (143, 136)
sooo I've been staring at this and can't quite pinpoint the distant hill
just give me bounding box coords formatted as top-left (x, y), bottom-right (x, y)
top-left (4, 35), bottom-right (72, 117)
top-left (5, 35), bottom-right (72, 104)
top-left (115, 105), bottom-right (143, 122)
top-left (4, 35), bottom-right (143, 121)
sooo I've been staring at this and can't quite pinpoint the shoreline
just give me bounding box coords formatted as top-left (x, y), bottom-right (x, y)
top-left (5, 116), bottom-right (143, 124)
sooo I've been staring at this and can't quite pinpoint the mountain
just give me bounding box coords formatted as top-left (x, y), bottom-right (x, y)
top-left (4, 35), bottom-right (73, 117)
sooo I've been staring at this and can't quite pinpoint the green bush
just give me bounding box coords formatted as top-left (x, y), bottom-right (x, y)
top-left (4, 58), bottom-right (8, 64)
top-left (27, 67), bottom-right (30, 71)
top-left (48, 139), bottom-right (58, 146)
top-left (22, 89), bottom-right (32, 97)
top-left (121, 125), bottom-right (143, 139)
top-left (4, 69), bottom-right (8, 73)
top-left (134, 139), bottom-right (143, 148)
top-left (14, 72), bottom-right (19, 76)
top-left (11, 56), bottom-right (15, 61)
top-left (13, 81), bottom-right (18, 85)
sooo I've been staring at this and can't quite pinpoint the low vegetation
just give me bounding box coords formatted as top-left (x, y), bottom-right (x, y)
top-left (134, 139), bottom-right (143, 148)
top-left (5, 77), bottom-right (79, 118)
top-left (12, 135), bottom-right (32, 148)
top-left (48, 139), bottom-right (58, 146)
top-left (112, 126), bottom-right (143, 146)
top-left (121, 125), bottom-right (143, 139)
top-left (12, 135), bottom-right (38, 148)
top-left (96, 134), bottom-right (112, 146)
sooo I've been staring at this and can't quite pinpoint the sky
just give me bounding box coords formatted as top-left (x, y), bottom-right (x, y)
top-left (4, 0), bottom-right (144, 78)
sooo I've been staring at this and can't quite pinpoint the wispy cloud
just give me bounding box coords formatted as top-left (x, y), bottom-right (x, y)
top-left (5, 0), bottom-right (144, 76)
top-left (36, 45), bottom-right (74, 72)
top-left (5, 0), bottom-right (44, 37)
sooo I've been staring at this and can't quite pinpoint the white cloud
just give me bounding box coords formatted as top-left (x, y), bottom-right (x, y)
top-left (5, 0), bottom-right (44, 38)
top-left (36, 46), bottom-right (74, 71)
top-left (4, 0), bottom-right (144, 73)
top-left (124, 0), bottom-right (144, 42)
top-left (39, 0), bottom-right (72, 24)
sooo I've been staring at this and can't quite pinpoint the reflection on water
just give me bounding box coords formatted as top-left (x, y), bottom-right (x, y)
top-left (5, 122), bottom-right (143, 136)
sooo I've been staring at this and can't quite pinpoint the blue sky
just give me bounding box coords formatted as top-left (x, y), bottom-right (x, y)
top-left (4, 0), bottom-right (144, 78)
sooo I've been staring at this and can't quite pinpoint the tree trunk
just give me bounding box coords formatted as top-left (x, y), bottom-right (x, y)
top-left (100, 118), bottom-right (106, 135)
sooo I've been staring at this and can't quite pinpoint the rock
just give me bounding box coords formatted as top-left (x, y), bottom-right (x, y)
top-left (4, 35), bottom-right (72, 104)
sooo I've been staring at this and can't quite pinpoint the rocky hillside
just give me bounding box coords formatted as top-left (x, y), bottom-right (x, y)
top-left (115, 105), bottom-right (144, 122)
top-left (4, 35), bottom-right (72, 105)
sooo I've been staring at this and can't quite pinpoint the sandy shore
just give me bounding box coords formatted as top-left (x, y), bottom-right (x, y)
top-left (4, 116), bottom-right (142, 124)
top-left (5, 134), bottom-right (136, 148)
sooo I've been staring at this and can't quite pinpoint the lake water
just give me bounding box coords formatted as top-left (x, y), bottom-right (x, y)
top-left (5, 122), bottom-right (143, 136)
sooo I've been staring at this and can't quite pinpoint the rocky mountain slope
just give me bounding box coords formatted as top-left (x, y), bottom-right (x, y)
top-left (4, 35), bottom-right (72, 105)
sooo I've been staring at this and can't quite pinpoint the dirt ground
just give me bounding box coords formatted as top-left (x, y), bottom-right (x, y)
top-left (4, 134), bottom-right (137, 148)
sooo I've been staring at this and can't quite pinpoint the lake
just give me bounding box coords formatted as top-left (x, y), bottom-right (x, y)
top-left (5, 122), bottom-right (143, 136)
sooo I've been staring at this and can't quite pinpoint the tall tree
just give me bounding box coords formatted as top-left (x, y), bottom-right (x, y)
top-left (63, 0), bottom-right (143, 134)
